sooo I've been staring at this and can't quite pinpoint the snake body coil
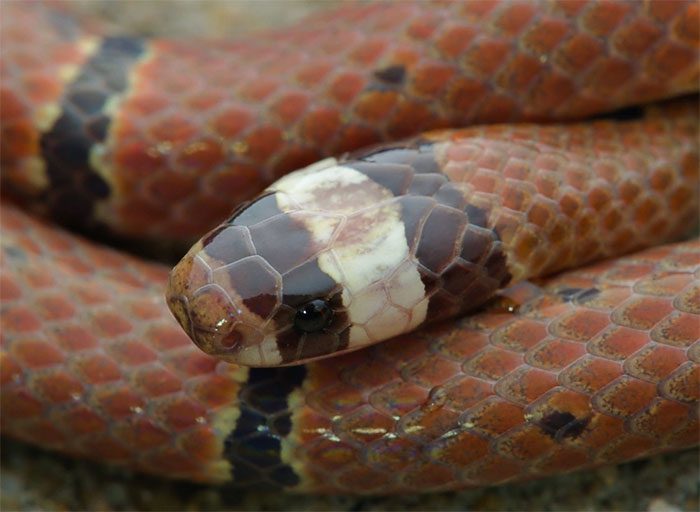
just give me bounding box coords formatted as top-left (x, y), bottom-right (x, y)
top-left (1, 0), bottom-right (699, 493)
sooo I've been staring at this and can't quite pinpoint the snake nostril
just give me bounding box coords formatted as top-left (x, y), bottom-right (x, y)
top-left (220, 327), bottom-right (243, 349)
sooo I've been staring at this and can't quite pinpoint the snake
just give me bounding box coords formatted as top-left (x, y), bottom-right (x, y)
top-left (1, 0), bottom-right (698, 494)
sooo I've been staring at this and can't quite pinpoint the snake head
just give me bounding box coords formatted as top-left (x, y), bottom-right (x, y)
top-left (166, 157), bottom-right (423, 366)
top-left (167, 149), bottom-right (508, 367)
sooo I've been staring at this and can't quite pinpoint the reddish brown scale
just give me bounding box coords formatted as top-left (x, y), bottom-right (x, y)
top-left (282, 244), bottom-right (700, 493)
top-left (430, 101), bottom-right (699, 280)
top-left (2, 1), bottom-right (699, 239)
top-left (2, 203), bottom-right (699, 491)
top-left (0, 203), bottom-right (246, 483)
top-left (0, 3), bottom-right (95, 197)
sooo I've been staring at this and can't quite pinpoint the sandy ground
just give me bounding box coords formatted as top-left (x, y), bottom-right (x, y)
top-left (1, 2), bottom-right (698, 510)
top-left (2, 440), bottom-right (698, 511)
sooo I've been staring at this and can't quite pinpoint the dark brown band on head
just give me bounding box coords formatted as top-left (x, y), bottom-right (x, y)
top-left (275, 292), bottom-right (349, 364)
top-left (208, 191), bottom-right (318, 275)
top-left (415, 204), bottom-right (467, 274)
top-left (277, 260), bottom-right (348, 363)
top-left (39, 37), bottom-right (145, 230)
top-left (344, 162), bottom-right (414, 196)
top-left (228, 191), bottom-right (277, 225)
top-left (203, 190), bottom-right (348, 364)
top-left (343, 137), bottom-right (512, 320)
top-left (202, 225), bottom-right (257, 263)
top-left (349, 137), bottom-right (441, 172)
top-left (224, 257), bottom-right (279, 321)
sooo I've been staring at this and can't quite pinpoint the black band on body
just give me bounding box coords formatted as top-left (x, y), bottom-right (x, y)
top-left (39, 36), bottom-right (145, 229)
top-left (224, 366), bottom-right (307, 489)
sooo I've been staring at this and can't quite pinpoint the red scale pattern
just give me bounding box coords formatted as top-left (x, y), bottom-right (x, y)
top-left (432, 105), bottom-right (699, 280)
top-left (2, 202), bottom-right (698, 491)
top-left (1, 0), bottom-right (700, 494)
top-left (0, 203), bottom-right (245, 483)
top-left (0, 3), bottom-right (94, 195)
top-left (2, 1), bottom-right (698, 239)
top-left (289, 245), bottom-right (699, 493)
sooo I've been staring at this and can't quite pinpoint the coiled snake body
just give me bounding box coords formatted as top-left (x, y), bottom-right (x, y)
top-left (1, 0), bottom-right (698, 493)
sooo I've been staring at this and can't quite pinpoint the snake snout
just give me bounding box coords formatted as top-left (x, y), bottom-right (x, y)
top-left (166, 243), bottom-right (269, 361)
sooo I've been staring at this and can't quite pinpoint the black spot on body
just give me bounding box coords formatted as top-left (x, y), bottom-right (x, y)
top-left (538, 411), bottom-right (590, 440)
top-left (576, 288), bottom-right (600, 303)
top-left (557, 288), bottom-right (584, 300)
top-left (556, 287), bottom-right (600, 303)
top-left (3, 246), bottom-right (25, 261)
top-left (373, 65), bottom-right (406, 85)
top-left (591, 105), bottom-right (645, 122)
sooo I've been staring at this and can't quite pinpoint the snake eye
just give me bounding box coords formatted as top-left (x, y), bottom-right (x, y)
top-left (294, 299), bottom-right (333, 333)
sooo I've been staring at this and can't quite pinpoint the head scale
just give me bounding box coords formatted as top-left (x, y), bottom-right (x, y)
top-left (167, 144), bottom-right (509, 366)
top-left (167, 155), bottom-right (435, 366)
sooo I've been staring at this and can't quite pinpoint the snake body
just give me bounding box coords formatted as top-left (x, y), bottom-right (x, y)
top-left (167, 104), bottom-right (697, 367)
top-left (1, 0), bottom-right (699, 494)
